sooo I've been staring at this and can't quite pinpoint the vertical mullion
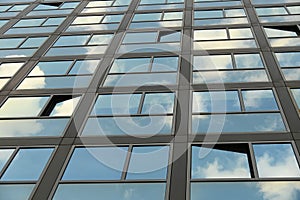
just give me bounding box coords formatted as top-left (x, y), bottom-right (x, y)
top-left (121, 145), bottom-right (133, 180)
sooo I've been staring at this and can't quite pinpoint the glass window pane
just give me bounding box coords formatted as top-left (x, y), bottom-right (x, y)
top-left (43, 17), bottom-right (65, 26)
top-left (253, 144), bottom-right (300, 177)
top-left (73, 16), bottom-right (103, 24)
top-left (69, 60), bottom-right (100, 74)
top-left (159, 31), bottom-right (180, 42)
top-left (163, 12), bottom-right (183, 20)
top-left (194, 10), bottom-right (223, 19)
top-left (88, 34), bottom-right (113, 45)
top-left (0, 97), bottom-right (49, 117)
top-left (193, 113), bottom-right (286, 133)
top-left (29, 61), bottom-right (73, 76)
top-left (225, 9), bottom-right (246, 17)
top-left (194, 29), bottom-right (227, 40)
top-left (256, 7), bottom-right (288, 16)
top-left (133, 13), bottom-right (162, 21)
top-left (229, 28), bottom-right (253, 39)
top-left (275, 52), bottom-right (300, 67)
top-left (62, 147), bottom-right (128, 180)
top-left (21, 37), bottom-right (47, 48)
top-left (0, 63), bottom-right (24, 77)
top-left (292, 89), bottom-right (300, 109)
top-left (50, 97), bottom-right (80, 116)
top-left (242, 90), bottom-right (278, 111)
top-left (0, 184), bottom-right (35, 200)
top-left (82, 116), bottom-right (173, 136)
top-left (102, 15), bottom-right (123, 23)
top-left (141, 93), bottom-right (175, 114)
top-left (110, 58), bottom-right (151, 73)
top-left (193, 91), bottom-right (240, 113)
top-left (0, 118), bottom-right (69, 137)
top-left (0, 149), bottom-right (14, 170)
top-left (104, 73), bottom-right (177, 86)
top-left (91, 94), bottom-right (142, 115)
top-left (14, 19), bottom-right (44, 27)
top-left (234, 54), bottom-right (264, 68)
top-left (1, 148), bottom-right (53, 181)
top-left (191, 146), bottom-right (251, 178)
top-left (126, 146), bottom-right (169, 179)
top-left (191, 182), bottom-right (300, 200)
top-left (54, 183), bottom-right (166, 200)
top-left (0, 38), bottom-right (24, 48)
top-left (265, 28), bottom-right (297, 37)
top-left (54, 35), bottom-right (90, 46)
top-left (194, 55), bottom-right (233, 70)
top-left (151, 57), bottom-right (178, 71)
top-left (123, 32), bottom-right (157, 43)
top-left (287, 6), bottom-right (300, 14)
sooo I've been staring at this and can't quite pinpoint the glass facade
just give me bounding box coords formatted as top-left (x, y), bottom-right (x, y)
top-left (0, 0), bottom-right (299, 199)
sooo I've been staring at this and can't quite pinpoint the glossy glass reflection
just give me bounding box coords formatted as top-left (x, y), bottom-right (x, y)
top-left (0, 118), bottom-right (69, 137)
top-left (192, 113), bottom-right (286, 133)
top-left (234, 54), bottom-right (264, 68)
top-left (1, 148), bottom-right (53, 181)
top-left (104, 73), bottom-right (177, 87)
top-left (194, 55), bottom-right (232, 70)
top-left (110, 58), bottom-right (151, 73)
top-left (142, 93), bottom-right (175, 114)
top-left (242, 90), bottom-right (278, 111)
top-left (62, 147), bottom-right (128, 180)
top-left (0, 184), bottom-right (35, 200)
top-left (253, 144), bottom-right (300, 177)
top-left (275, 52), bottom-right (300, 67)
top-left (0, 62), bottom-right (24, 77)
top-left (18, 76), bottom-right (91, 89)
top-left (192, 146), bottom-right (251, 178)
top-left (193, 91), bottom-right (240, 113)
top-left (0, 97), bottom-right (49, 117)
top-left (126, 146), bottom-right (169, 179)
top-left (50, 97), bottom-right (80, 117)
top-left (191, 182), bottom-right (300, 200)
top-left (193, 70), bottom-right (268, 83)
top-left (292, 89), bottom-right (300, 109)
top-left (54, 35), bottom-right (90, 46)
top-left (82, 116), bottom-right (173, 136)
top-left (54, 183), bottom-right (166, 200)
top-left (91, 94), bottom-right (142, 115)
top-left (0, 149), bottom-right (14, 170)
top-left (29, 61), bottom-right (73, 76)
top-left (123, 32), bottom-right (157, 43)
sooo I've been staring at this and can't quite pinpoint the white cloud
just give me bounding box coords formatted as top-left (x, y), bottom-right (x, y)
top-left (0, 119), bottom-right (44, 137)
top-left (256, 150), bottom-right (300, 178)
top-left (50, 97), bottom-right (80, 116)
top-left (17, 66), bottom-right (46, 89)
top-left (193, 155), bottom-right (250, 178)
top-left (258, 182), bottom-right (300, 200)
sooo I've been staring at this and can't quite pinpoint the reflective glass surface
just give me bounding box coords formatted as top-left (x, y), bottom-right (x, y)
top-left (126, 146), bottom-right (169, 179)
top-left (253, 144), bottom-right (300, 178)
top-left (1, 148), bottom-right (53, 181)
top-left (193, 91), bottom-right (240, 113)
top-left (62, 147), bottom-right (128, 180)
top-left (192, 113), bottom-right (286, 133)
top-left (141, 93), bottom-right (175, 114)
top-left (242, 90), bottom-right (278, 111)
top-left (54, 183), bottom-right (166, 200)
top-left (192, 146), bottom-right (251, 178)
top-left (82, 116), bottom-right (173, 136)
top-left (0, 97), bottom-right (49, 117)
top-left (0, 118), bottom-right (69, 137)
top-left (191, 182), bottom-right (300, 200)
top-left (91, 94), bottom-right (142, 115)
